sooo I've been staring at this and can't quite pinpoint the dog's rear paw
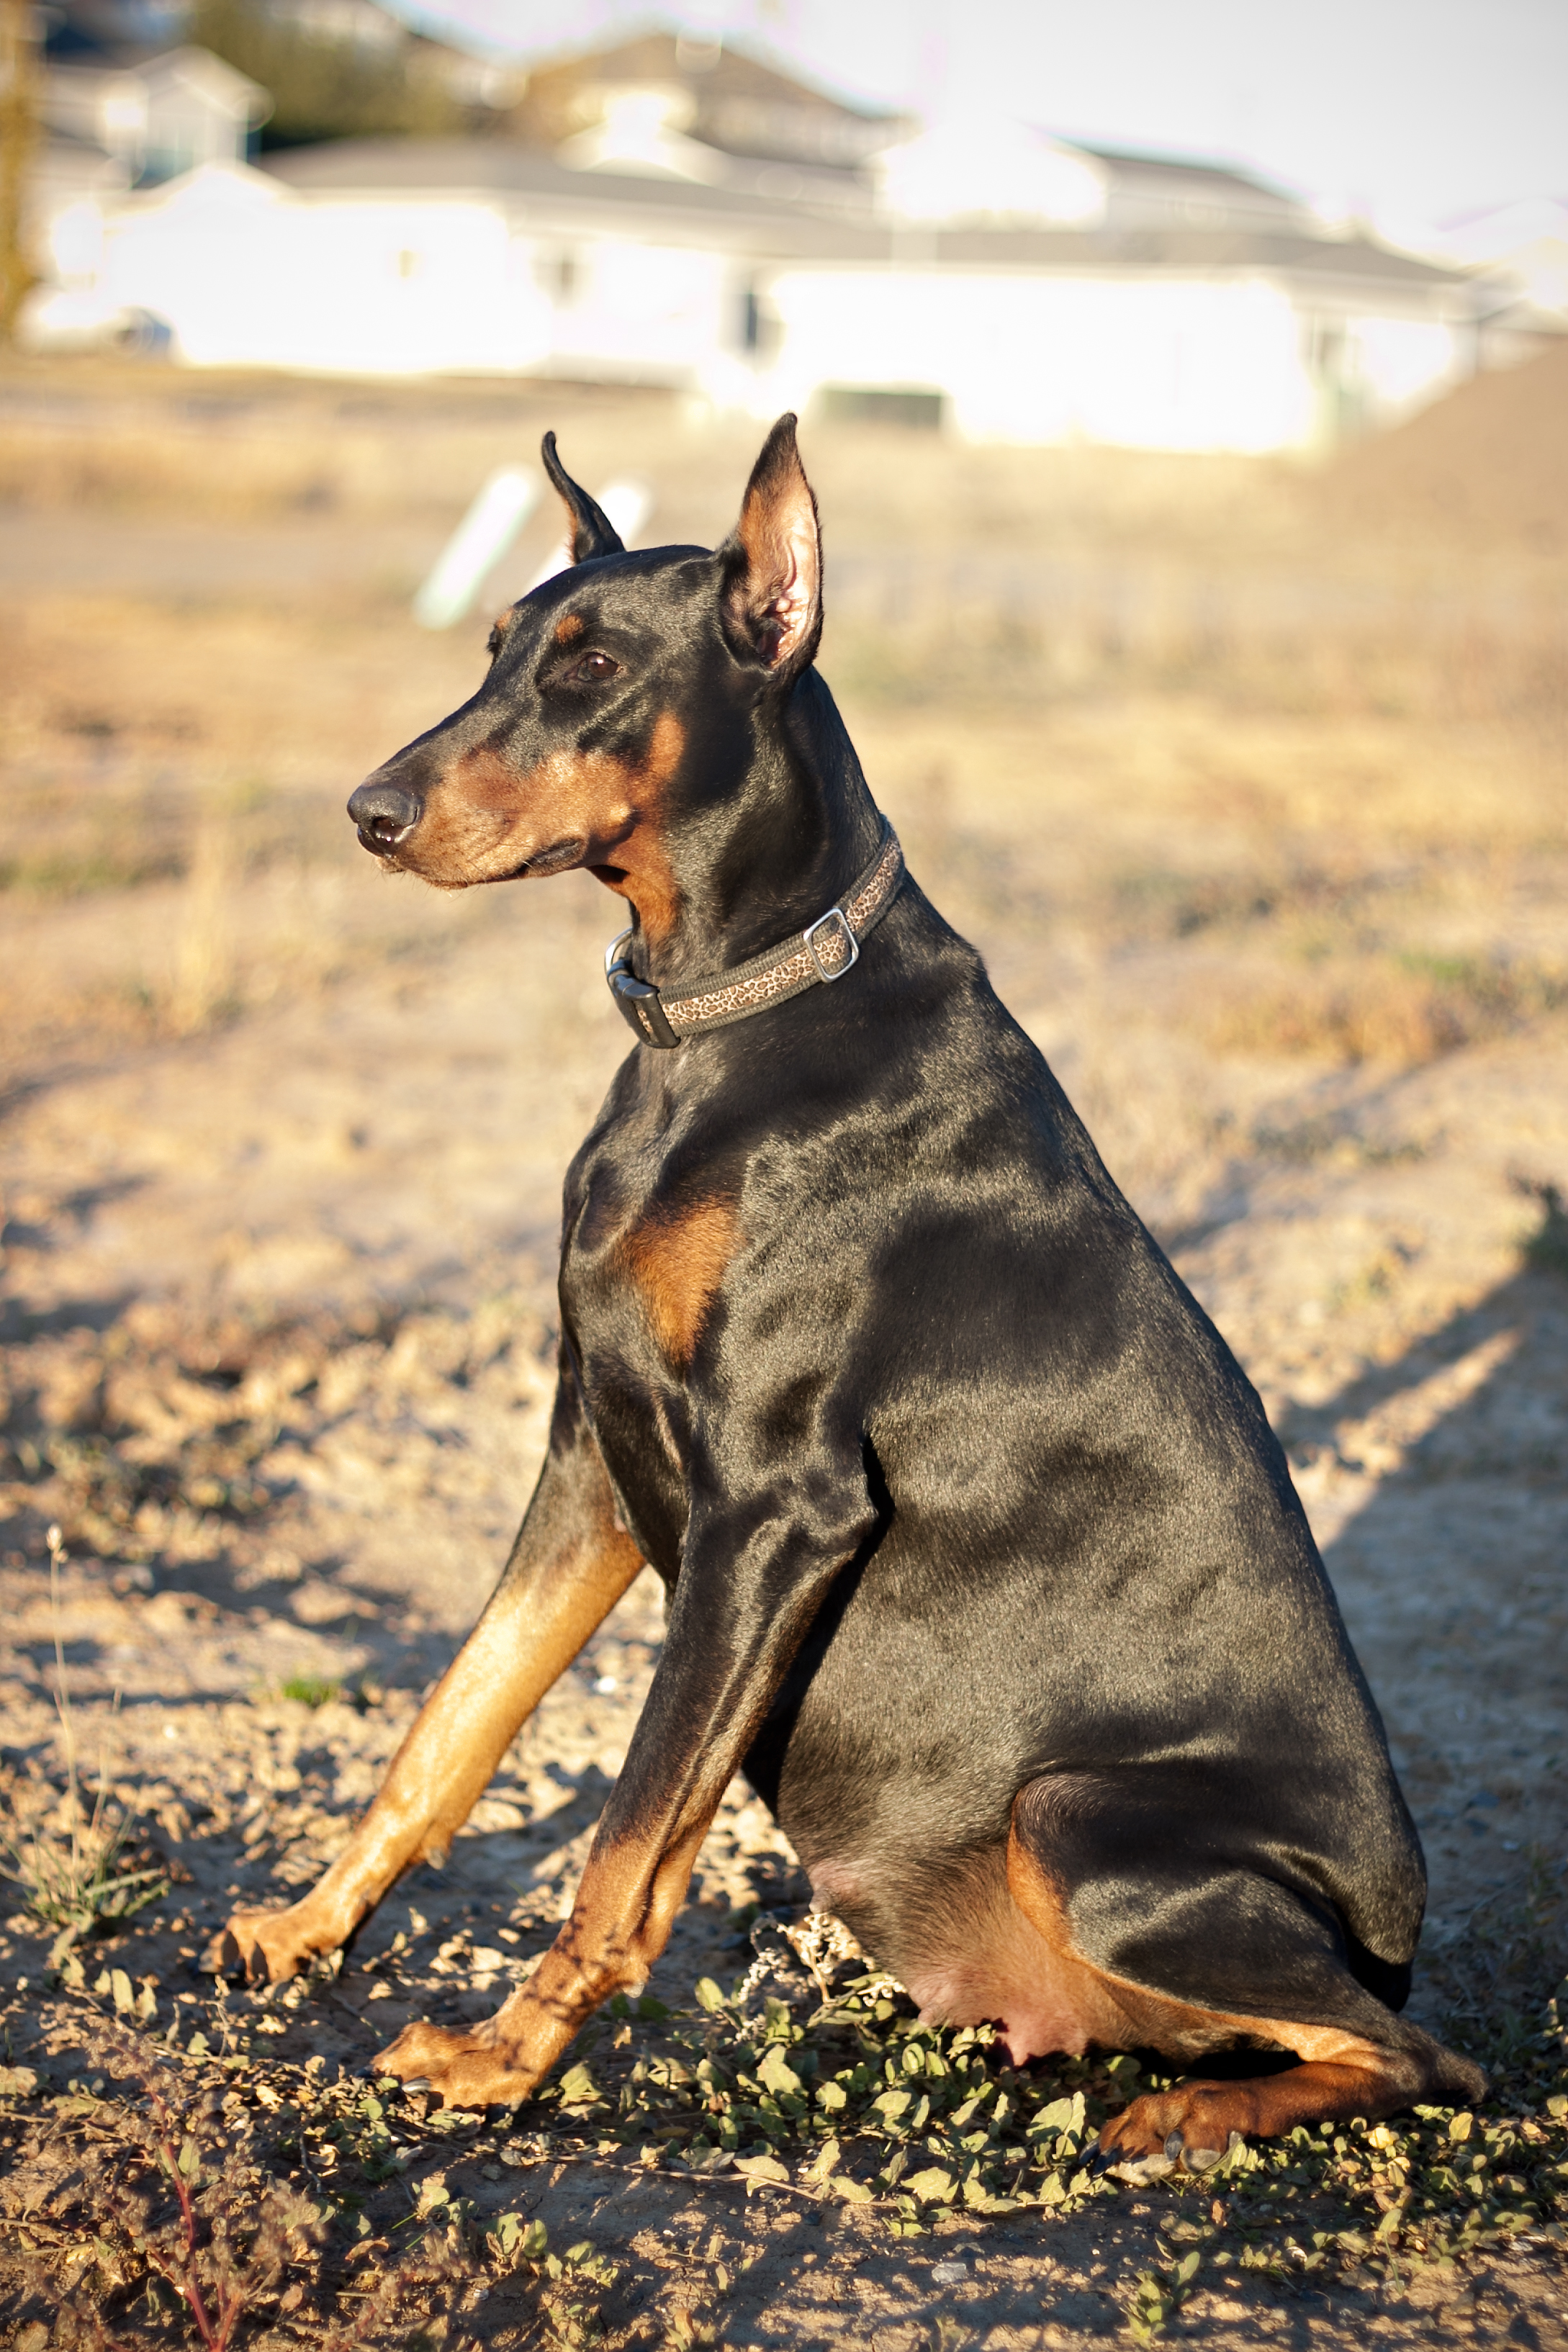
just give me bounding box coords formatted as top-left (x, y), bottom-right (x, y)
top-left (202, 1904), bottom-right (333, 1983)
top-left (1101, 2088), bottom-right (1249, 2178)
top-left (371, 2020), bottom-right (544, 2110)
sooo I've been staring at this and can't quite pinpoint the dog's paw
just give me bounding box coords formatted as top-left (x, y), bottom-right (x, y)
top-left (371, 2020), bottom-right (544, 2111)
top-left (1099, 2086), bottom-right (1248, 2178)
top-left (202, 1904), bottom-right (334, 1983)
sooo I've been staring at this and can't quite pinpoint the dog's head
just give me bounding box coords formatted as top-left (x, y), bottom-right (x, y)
top-left (346, 415), bottom-right (822, 942)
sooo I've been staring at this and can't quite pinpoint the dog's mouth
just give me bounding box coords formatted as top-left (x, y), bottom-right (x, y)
top-left (356, 826), bottom-right (590, 888)
top-left (510, 835), bottom-right (586, 880)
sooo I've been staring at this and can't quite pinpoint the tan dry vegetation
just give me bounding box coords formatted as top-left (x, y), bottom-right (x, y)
top-left (1, 352), bottom-right (1566, 2350)
top-left (1, 354), bottom-right (1564, 1084)
top-left (0, 355), bottom-right (1299, 539)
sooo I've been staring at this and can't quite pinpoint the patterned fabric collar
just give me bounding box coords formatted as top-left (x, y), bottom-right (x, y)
top-left (603, 824), bottom-right (905, 1050)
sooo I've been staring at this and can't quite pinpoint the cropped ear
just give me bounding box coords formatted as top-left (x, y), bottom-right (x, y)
top-left (719, 413), bottom-right (822, 682)
top-left (541, 431), bottom-right (625, 562)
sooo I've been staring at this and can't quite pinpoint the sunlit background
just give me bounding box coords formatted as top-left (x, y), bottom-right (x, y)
top-left (1, 4), bottom-right (1566, 2335)
top-left (17, 0), bottom-right (1568, 428)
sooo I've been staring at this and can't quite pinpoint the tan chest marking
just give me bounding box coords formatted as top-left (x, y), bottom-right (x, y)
top-left (619, 1197), bottom-right (740, 1367)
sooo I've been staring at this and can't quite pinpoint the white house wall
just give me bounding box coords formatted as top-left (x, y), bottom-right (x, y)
top-left (757, 266), bottom-right (1320, 451)
top-left (539, 236), bottom-right (733, 383)
top-left (99, 168), bottom-right (553, 371)
top-left (93, 166), bottom-right (736, 381)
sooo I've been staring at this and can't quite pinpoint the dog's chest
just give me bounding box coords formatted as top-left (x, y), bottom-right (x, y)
top-left (559, 1112), bottom-right (747, 1565)
top-left (564, 1140), bottom-right (740, 1358)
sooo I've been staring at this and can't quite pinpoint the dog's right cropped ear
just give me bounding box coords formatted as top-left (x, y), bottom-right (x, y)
top-left (719, 414), bottom-right (822, 684)
top-left (541, 431), bottom-right (625, 562)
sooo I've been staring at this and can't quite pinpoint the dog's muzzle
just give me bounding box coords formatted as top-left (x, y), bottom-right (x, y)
top-left (348, 779), bottom-right (423, 854)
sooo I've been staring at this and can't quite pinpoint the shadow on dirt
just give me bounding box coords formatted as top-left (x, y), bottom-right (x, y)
top-left (1281, 1236), bottom-right (1568, 2056)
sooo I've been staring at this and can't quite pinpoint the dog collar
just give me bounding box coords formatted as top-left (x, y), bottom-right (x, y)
top-left (604, 824), bottom-right (904, 1050)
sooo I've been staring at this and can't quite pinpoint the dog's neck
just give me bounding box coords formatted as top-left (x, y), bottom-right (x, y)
top-left (608, 670), bottom-right (885, 990)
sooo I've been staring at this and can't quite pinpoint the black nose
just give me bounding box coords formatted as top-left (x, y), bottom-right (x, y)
top-left (348, 778), bottom-right (422, 851)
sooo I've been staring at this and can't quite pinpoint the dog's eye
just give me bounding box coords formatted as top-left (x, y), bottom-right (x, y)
top-left (571, 651), bottom-right (619, 683)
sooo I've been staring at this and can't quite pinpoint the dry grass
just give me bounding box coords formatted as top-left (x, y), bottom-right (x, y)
top-left (0, 356), bottom-right (1300, 540)
top-left (1208, 947), bottom-right (1568, 1065)
top-left (0, 353), bottom-right (1563, 1096)
top-left (1, 1284), bottom-right (552, 1581)
top-left (0, 1529), bottom-right (168, 1959)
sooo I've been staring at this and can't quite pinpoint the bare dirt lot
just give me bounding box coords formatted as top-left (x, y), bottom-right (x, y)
top-left (0, 353), bottom-right (1565, 2350)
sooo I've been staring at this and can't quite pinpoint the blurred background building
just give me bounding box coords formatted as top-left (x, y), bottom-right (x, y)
top-left (17, 1), bottom-right (1563, 449)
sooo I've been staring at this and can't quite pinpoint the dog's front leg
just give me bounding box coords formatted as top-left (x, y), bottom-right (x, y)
top-left (370, 1486), bottom-right (875, 2108)
top-left (205, 1375), bottom-right (642, 1983)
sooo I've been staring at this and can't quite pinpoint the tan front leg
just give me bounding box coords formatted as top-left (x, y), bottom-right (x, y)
top-left (204, 1385), bottom-right (643, 1982)
top-left (367, 1489), bottom-right (877, 2109)
top-left (369, 1810), bottom-right (713, 2107)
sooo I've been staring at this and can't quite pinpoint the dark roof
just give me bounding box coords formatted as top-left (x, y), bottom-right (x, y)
top-left (260, 138), bottom-right (1473, 297)
top-left (934, 223), bottom-right (1462, 288)
top-left (262, 136), bottom-right (876, 251)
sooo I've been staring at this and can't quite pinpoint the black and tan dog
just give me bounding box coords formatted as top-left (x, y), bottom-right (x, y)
top-left (209, 418), bottom-right (1481, 2167)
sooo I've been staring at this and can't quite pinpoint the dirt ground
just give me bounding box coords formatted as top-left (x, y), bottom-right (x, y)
top-left (0, 354), bottom-right (1565, 2349)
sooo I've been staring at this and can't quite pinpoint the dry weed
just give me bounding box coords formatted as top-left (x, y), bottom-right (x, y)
top-left (1208, 947), bottom-right (1568, 1064)
top-left (168, 811), bottom-right (242, 1038)
top-left (1, 1528), bottom-right (167, 1958)
top-left (10, 2014), bottom-right (485, 2349)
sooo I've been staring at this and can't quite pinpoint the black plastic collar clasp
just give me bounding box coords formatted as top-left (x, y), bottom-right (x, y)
top-left (605, 932), bottom-right (680, 1049)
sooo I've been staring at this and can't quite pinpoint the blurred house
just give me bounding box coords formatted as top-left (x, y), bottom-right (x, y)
top-left (42, 2), bottom-right (269, 184)
top-left (1420, 197), bottom-right (1568, 367)
top-left (25, 22), bottom-right (1491, 451)
top-left (31, 0), bottom-right (260, 344)
top-left (509, 24), bottom-right (904, 206)
top-left (29, 0), bottom-right (265, 338)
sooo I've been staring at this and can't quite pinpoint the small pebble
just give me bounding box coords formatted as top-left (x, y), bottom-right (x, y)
top-left (932, 2261), bottom-right (969, 2285)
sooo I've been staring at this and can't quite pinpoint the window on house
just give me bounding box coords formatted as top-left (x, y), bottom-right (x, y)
top-left (816, 387), bottom-right (945, 431)
top-left (537, 250), bottom-right (578, 303)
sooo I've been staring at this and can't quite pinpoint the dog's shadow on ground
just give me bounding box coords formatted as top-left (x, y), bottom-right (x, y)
top-left (1278, 1238), bottom-right (1568, 2033)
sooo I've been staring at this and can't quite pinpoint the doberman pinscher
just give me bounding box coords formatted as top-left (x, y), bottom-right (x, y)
top-left (209, 418), bottom-right (1482, 2169)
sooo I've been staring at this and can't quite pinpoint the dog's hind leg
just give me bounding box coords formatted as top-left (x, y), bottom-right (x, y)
top-left (1006, 1774), bottom-right (1484, 2168)
top-left (205, 1369), bottom-right (642, 1983)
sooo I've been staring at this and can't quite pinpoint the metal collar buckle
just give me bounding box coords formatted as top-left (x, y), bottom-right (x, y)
top-left (803, 906), bottom-right (859, 983)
